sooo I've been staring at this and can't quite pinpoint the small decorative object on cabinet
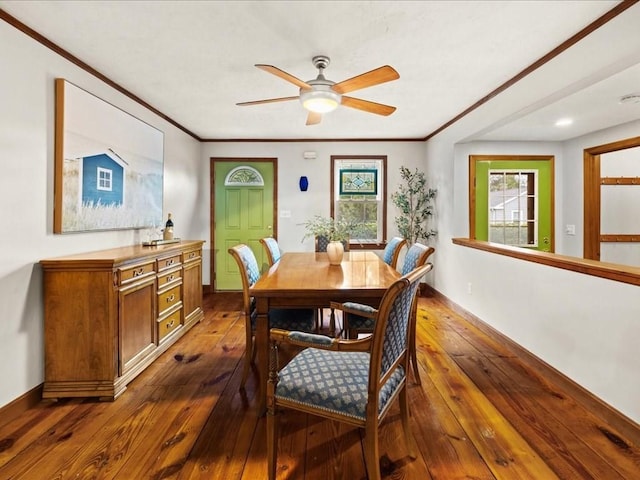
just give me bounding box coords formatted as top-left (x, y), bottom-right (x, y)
top-left (299, 176), bottom-right (309, 191)
top-left (40, 240), bottom-right (204, 401)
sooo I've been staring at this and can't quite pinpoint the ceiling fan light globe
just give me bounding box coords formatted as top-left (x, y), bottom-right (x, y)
top-left (300, 89), bottom-right (341, 113)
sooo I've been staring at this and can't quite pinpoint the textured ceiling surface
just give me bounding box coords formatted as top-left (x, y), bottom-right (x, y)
top-left (2, 0), bottom-right (638, 141)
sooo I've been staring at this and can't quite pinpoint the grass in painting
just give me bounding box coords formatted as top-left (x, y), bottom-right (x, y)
top-left (62, 158), bottom-right (162, 232)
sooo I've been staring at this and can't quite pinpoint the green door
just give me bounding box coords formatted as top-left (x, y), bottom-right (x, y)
top-left (474, 157), bottom-right (554, 252)
top-left (214, 160), bottom-right (275, 290)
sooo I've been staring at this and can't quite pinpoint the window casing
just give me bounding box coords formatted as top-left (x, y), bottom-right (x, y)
top-left (331, 155), bottom-right (387, 249)
top-left (470, 154), bottom-right (554, 253)
top-left (97, 167), bottom-right (113, 191)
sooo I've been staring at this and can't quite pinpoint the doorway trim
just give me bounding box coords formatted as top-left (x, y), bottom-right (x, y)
top-left (210, 157), bottom-right (278, 292)
top-left (469, 154), bottom-right (555, 252)
top-left (583, 136), bottom-right (640, 260)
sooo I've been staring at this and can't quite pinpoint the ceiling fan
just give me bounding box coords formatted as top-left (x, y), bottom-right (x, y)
top-left (236, 55), bottom-right (399, 125)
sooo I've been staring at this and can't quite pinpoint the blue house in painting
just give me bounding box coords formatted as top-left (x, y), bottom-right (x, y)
top-left (81, 152), bottom-right (125, 206)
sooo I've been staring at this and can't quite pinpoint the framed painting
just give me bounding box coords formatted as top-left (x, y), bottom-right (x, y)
top-left (54, 79), bottom-right (164, 233)
top-left (339, 168), bottom-right (378, 195)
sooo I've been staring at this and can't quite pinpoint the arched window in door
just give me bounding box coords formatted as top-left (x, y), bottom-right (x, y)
top-left (224, 166), bottom-right (265, 186)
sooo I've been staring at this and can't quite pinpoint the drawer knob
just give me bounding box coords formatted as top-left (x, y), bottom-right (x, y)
top-left (166, 319), bottom-right (175, 329)
top-left (167, 274), bottom-right (175, 282)
top-left (166, 259), bottom-right (174, 266)
top-left (133, 268), bottom-right (144, 277)
top-left (167, 294), bottom-right (175, 303)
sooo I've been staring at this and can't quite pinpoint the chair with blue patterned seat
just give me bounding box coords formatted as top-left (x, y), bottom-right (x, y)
top-left (259, 237), bottom-right (281, 266)
top-left (381, 236), bottom-right (407, 270)
top-left (266, 263), bottom-right (431, 480)
top-left (399, 242), bottom-right (434, 276)
top-left (342, 242), bottom-right (434, 384)
top-left (228, 244), bottom-right (315, 390)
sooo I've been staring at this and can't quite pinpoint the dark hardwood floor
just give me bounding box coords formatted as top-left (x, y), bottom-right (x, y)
top-left (0, 291), bottom-right (638, 479)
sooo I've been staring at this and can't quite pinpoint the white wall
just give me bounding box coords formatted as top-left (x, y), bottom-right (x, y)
top-left (0, 21), bottom-right (202, 409)
top-left (424, 125), bottom-right (640, 423)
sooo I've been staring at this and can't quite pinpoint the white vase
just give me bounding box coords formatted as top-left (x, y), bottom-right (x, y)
top-left (326, 240), bottom-right (344, 265)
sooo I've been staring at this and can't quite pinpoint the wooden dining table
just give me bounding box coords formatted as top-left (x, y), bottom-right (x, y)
top-left (250, 250), bottom-right (401, 414)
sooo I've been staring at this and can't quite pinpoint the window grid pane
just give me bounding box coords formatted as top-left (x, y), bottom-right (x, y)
top-left (97, 167), bottom-right (113, 191)
top-left (488, 170), bottom-right (537, 247)
top-left (334, 158), bottom-right (384, 243)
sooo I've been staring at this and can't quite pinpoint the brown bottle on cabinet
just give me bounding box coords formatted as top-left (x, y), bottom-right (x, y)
top-left (163, 213), bottom-right (174, 240)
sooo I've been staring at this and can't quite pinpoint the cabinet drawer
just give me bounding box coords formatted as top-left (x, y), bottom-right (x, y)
top-left (158, 284), bottom-right (181, 314)
top-left (157, 268), bottom-right (181, 289)
top-left (157, 254), bottom-right (181, 272)
top-left (158, 308), bottom-right (181, 342)
top-left (183, 248), bottom-right (201, 263)
top-left (118, 262), bottom-right (155, 285)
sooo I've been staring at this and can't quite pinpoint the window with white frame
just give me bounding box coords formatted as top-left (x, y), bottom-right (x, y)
top-left (331, 155), bottom-right (387, 248)
top-left (488, 170), bottom-right (537, 246)
top-left (97, 167), bottom-right (113, 191)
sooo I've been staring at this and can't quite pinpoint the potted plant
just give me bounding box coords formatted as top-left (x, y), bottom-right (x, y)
top-left (302, 215), bottom-right (356, 265)
top-left (391, 166), bottom-right (437, 246)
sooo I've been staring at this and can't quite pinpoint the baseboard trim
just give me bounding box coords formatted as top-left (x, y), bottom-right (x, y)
top-left (0, 383), bottom-right (43, 429)
top-left (426, 287), bottom-right (640, 443)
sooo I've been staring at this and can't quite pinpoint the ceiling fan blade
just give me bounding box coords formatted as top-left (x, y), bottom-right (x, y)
top-left (341, 96), bottom-right (396, 116)
top-left (256, 64), bottom-right (312, 89)
top-left (306, 111), bottom-right (322, 125)
top-left (236, 96), bottom-right (299, 106)
top-left (332, 65), bottom-right (399, 94)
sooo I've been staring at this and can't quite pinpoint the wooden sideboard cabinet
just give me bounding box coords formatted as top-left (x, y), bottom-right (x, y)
top-left (40, 240), bottom-right (204, 401)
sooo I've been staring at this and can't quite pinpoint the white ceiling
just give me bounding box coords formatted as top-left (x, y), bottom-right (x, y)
top-left (2, 0), bottom-right (639, 141)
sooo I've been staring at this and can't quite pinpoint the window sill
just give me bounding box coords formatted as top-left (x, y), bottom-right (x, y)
top-left (349, 242), bottom-right (387, 251)
top-left (452, 238), bottom-right (640, 287)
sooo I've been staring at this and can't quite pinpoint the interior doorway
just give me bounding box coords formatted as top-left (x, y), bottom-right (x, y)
top-left (583, 136), bottom-right (640, 262)
top-left (470, 155), bottom-right (555, 252)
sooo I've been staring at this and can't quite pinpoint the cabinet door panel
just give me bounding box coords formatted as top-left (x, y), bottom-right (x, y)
top-left (119, 277), bottom-right (156, 374)
top-left (183, 260), bottom-right (203, 326)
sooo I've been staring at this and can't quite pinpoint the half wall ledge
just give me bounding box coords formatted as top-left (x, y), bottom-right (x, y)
top-left (452, 238), bottom-right (640, 287)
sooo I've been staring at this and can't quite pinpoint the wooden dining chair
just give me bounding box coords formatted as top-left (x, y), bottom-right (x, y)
top-left (228, 244), bottom-right (315, 389)
top-left (259, 237), bottom-right (281, 266)
top-left (342, 242), bottom-right (435, 384)
top-left (381, 236), bottom-right (407, 270)
top-left (400, 242), bottom-right (435, 275)
top-left (266, 263), bottom-right (431, 480)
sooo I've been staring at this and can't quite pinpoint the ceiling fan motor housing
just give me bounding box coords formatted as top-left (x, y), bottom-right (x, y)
top-left (299, 55), bottom-right (342, 112)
